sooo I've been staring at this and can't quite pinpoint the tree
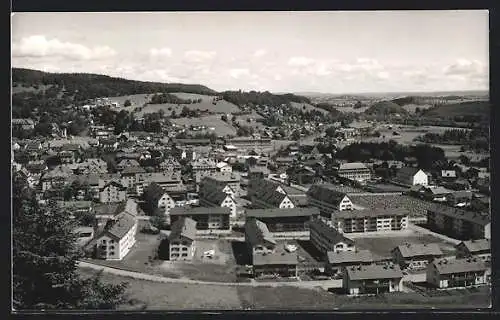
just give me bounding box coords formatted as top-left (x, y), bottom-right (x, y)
top-left (459, 155), bottom-right (471, 166)
top-left (291, 130), bottom-right (301, 141)
top-left (221, 114), bottom-right (228, 122)
top-left (13, 177), bottom-right (128, 310)
top-left (123, 99), bottom-right (131, 107)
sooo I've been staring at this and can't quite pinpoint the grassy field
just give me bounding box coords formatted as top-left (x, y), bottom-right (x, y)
top-left (77, 267), bottom-right (490, 310)
top-left (352, 230), bottom-right (457, 259)
top-left (171, 115), bottom-right (237, 136)
top-left (348, 194), bottom-right (436, 217)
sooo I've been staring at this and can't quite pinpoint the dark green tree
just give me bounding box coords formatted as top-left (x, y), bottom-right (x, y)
top-left (123, 99), bottom-right (131, 107)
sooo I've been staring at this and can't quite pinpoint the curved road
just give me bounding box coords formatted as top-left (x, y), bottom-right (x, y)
top-left (77, 260), bottom-right (342, 289)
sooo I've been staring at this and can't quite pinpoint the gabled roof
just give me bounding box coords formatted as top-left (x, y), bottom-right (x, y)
top-left (253, 189), bottom-right (293, 207)
top-left (395, 167), bottom-right (426, 182)
top-left (246, 207), bottom-right (319, 219)
top-left (143, 182), bottom-right (168, 204)
top-left (103, 212), bottom-right (136, 240)
top-left (245, 219), bottom-right (276, 246)
top-left (201, 189), bottom-right (234, 206)
top-left (309, 219), bottom-right (354, 245)
top-left (327, 249), bottom-right (374, 265)
top-left (122, 166), bottom-right (146, 175)
top-left (457, 239), bottom-right (490, 253)
top-left (346, 263), bottom-right (403, 280)
top-left (432, 257), bottom-right (489, 275)
top-left (307, 184), bottom-right (349, 206)
top-left (117, 159), bottom-right (140, 167)
top-left (169, 217), bottom-right (197, 241)
top-left (100, 180), bottom-right (127, 191)
top-left (393, 243), bottom-right (443, 258)
top-left (428, 203), bottom-right (490, 226)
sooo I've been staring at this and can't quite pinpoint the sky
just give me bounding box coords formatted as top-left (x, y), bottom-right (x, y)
top-left (11, 11), bottom-right (489, 94)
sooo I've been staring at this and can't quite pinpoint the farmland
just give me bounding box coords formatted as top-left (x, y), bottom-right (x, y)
top-left (171, 115), bottom-right (237, 136)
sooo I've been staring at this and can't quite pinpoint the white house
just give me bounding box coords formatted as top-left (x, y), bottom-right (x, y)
top-left (426, 257), bottom-right (490, 288)
top-left (394, 167), bottom-right (429, 186)
top-left (216, 161), bottom-right (233, 173)
top-left (94, 211), bottom-right (138, 260)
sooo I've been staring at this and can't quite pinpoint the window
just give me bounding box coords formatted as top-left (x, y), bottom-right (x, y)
top-left (181, 253), bottom-right (187, 257)
top-left (110, 240), bottom-right (114, 244)
top-left (110, 251), bottom-right (115, 255)
top-left (182, 247), bottom-right (188, 251)
top-left (110, 246), bottom-right (115, 250)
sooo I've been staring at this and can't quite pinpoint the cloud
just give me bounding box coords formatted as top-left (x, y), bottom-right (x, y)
top-left (12, 35), bottom-right (116, 60)
top-left (150, 47), bottom-right (172, 57)
top-left (183, 50), bottom-right (216, 62)
top-left (443, 59), bottom-right (487, 80)
top-left (253, 49), bottom-right (267, 58)
top-left (229, 68), bottom-right (250, 79)
top-left (287, 56), bottom-right (315, 67)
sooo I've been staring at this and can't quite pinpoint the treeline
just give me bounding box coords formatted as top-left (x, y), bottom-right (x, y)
top-left (221, 90), bottom-right (311, 107)
top-left (335, 141), bottom-right (447, 170)
top-left (415, 128), bottom-right (488, 144)
top-left (313, 102), bottom-right (343, 116)
top-left (148, 93), bottom-right (202, 105)
top-left (12, 68), bottom-right (217, 102)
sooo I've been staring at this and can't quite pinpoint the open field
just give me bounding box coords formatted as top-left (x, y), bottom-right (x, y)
top-left (104, 93), bottom-right (152, 111)
top-left (290, 102), bottom-right (329, 114)
top-left (78, 267), bottom-right (490, 310)
top-left (349, 194), bottom-right (436, 217)
top-left (352, 229), bottom-right (457, 259)
top-left (171, 115), bottom-right (237, 136)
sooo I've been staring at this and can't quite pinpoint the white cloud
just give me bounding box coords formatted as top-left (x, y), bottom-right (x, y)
top-left (443, 59), bottom-right (487, 81)
top-left (150, 47), bottom-right (172, 57)
top-left (184, 50), bottom-right (217, 62)
top-left (229, 68), bottom-right (250, 79)
top-left (253, 49), bottom-right (267, 58)
top-left (288, 56), bottom-right (315, 67)
top-left (12, 35), bottom-right (116, 60)
top-left (377, 71), bottom-right (390, 79)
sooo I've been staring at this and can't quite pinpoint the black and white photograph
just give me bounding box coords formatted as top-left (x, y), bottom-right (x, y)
top-left (11, 10), bottom-right (491, 311)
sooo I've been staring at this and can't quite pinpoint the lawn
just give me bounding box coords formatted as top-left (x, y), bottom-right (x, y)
top-left (171, 115), bottom-right (237, 136)
top-left (352, 230), bottom-right (457, 259)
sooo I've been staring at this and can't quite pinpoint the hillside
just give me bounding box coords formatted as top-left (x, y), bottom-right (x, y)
top-left (364, 101), bottom-right (409, 116)
top-left (421, 100), bottom-right (490, 120)
top-left (221, 90), bottom-right (311, 107)
top-left (12, 68), bottom-right (218, 101)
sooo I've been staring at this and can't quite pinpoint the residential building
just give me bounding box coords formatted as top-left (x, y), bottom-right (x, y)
top-left (334, 162), bottom-right (371, 182)
top-left (251, 189), bottom-right (296, 209)
top-left (99, 181), bottom-right (127, 204)
top-left (421, 186), bottom-right (452, 202)
top-left (94, 211), bottom-right (138, 260)
top-left (343, 263), bottom-right (404, 295)
top-left (199, 172), bottom-right (241, 196)
top-left (247, 177), bottom-right (286, 199)
top-left (199, 189), bottom-right (237, 218)
top-left (455, 239), bottom-right (491, 261)
top-left (170, 207), bottom-right (231, 235)
top-left (244, 219), bottom-right (298, 278)
top-left (191, 158), bottom-right (218, 184)
top-left (393, 168), bottom-right (429, 187)
top-left (332, 208), bottom-right (409, 233)
top-left (117, 159), bottom-right (141, 171)
top-left (326, 250), bottom-right (375, 275)
top-left (143, 182), bottom-right (176, 218)
top-left (441, 170), bottom-right (457, 179)
top-left (168, 217), bottom-right (197, 261)
top-left (427, 204), bottom-right (491, 240)
top-left (40, 166), bottom-right (73, 191)
top-left (391, 243), bottom-right (443, 271)
top-left (447, 190), bottom-right (473, 207)
top-left (245, 207), bottom-right (320, 239)
top-left (135, 172), bottom-right (185, 197)
top-left (159, 158), bottom-right (182, 172)
top-left (426, 257), bottom-right (491, 288)
top-left (307, 184), bottom-right (353, 218)
top-left (12, 118), bottom-right (35, 132)
top-left (308, 219), bottom-right (355, 255)
top-left (77, 158), bottom-right (108, 175)
top-left (223, 137), bottom-right (272, 150)
top-left (216, 161), bottom-right (232, 173)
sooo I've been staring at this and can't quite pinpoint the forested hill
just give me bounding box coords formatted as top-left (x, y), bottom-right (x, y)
top-left (221, 90), bottom-right (311, 107)
top-left (12, 68), bottom-right (217, 100)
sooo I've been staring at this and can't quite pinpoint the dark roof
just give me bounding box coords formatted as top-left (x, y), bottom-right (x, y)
top-left (201, 188), bottom-right (234, 206)
top-left (169, 217), bottom-right (197, 241)
top-left (393, 243), bottom-right (443, 258)
top-left (432, 257), bottom-right (489, 275)
top-left (252, 249), bottom-right (298, 266)
top-left (170, 206), bottom-right (231, 216)
top-left (122, 166), bottom-right (146, 175)
top-left (457, 239), bottom-right (490, 253)
top-left (246, 207), bottom-right (319, 219)
top-left (346, 263), bottom-right (403, 280)
top-left (118, 159), bottom-right (140, 167)
top-left (428, 203), bottom-right (490, 226)
top-left (136, 172), bottom-right (182, 184)
top-left (327, 249), bottom-right (374, 265)
top-left (143, 182), bottom-right (167, 204)
top-left (104, 212), bottom-right (136, 240)
top-left (309, 219), bottom-right (354, 245)
top-left (100, 180), bottom-right (127, 191)
top-left (253, 189), bottom-right (292, 207)
top-left (245, 219), bottom-right (276, 246)
top-left (307, 184), bottom-right (349, 206)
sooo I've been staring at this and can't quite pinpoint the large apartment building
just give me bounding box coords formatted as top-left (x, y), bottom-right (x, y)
top-left (94, 211), bottom-right (138, 260)
top-left (308, 219), bottom-right (355, 255)
top-left (168, 217), bottom-right (197, 261)
top-left (170, 207), bottom-right (231, 235)
top-left (334, 162), bottom-right (371, 182)
top-left (426, 204), bottom-right (491, 240)
top-left (332, 208), bottom-right (409, 233)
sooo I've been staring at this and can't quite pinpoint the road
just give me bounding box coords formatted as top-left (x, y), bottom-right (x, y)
top-left (77, 260), bottom-right (342, 289)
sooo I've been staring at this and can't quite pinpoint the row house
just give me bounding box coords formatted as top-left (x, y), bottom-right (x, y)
top-left (168, 217), bottom-right (197, 261)
top-left (455, 239), bottom-right (491, 261)
top-left (391, 243), bottom-right (443, 271)
top-left (244, 219), bottom-right (298, 278)
top-left (426, 257), bottom-right (491, 288)
top-left (332, 208), bottom-right (409, 233)
top-left (308, 219), bottom-right (355, 256)
top-left (170, 207), bottom-right (231, 235)
top-left (307, 184), bottom-right (354, 219)
top-left (426, 204), bottom-right (491, 240)
top-left (326, 250), bottom-right (375, 275)
top-left (343, 263), bottom-right (404, 295)
top-left (245, 207), bottom-right (320, 240)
